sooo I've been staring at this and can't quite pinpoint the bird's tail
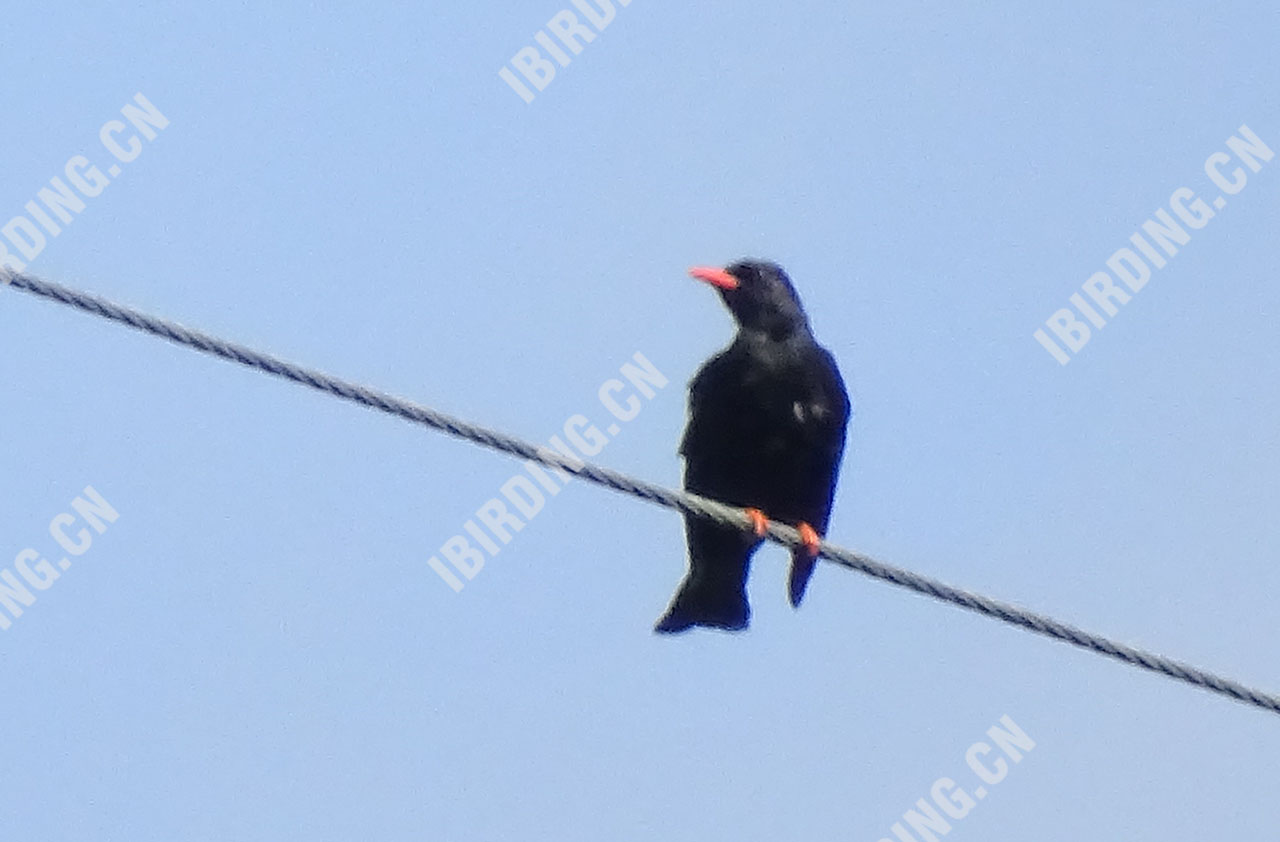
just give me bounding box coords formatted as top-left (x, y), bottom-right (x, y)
top-left (654, 574), bottom-right (750, 634)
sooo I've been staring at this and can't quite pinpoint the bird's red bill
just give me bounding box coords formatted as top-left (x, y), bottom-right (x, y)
top-left (689, 266), bottom-right (739, 290)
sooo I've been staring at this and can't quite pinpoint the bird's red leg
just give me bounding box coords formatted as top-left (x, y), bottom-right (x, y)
top-left (743, 508), bottom-right (769, 538)
top-left (797, 522), bottom-right (821, 557)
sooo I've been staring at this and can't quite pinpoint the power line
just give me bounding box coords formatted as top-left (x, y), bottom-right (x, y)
top-left (5, 267), bottom-right (1279, 718)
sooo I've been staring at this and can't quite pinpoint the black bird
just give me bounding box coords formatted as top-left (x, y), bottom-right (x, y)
top-left (655, 260), bottom-right (851, 633)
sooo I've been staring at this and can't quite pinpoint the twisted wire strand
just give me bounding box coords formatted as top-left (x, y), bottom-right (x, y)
top-left (5, 268), bottom-right (1278, 717)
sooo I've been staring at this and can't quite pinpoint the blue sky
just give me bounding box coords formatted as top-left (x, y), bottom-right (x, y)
top-left (2, 2), bottom-right (1278, 839)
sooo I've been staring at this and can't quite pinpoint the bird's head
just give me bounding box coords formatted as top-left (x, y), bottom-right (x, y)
top-left (689, 260), bottom-right (809, 338)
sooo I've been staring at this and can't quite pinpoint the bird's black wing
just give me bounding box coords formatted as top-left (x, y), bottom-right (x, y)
top-left (783, 343), bottom-right (851, 605)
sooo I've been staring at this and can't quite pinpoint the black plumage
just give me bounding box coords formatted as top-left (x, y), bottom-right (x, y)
top-left (655, 260), bottom-right (851, 633)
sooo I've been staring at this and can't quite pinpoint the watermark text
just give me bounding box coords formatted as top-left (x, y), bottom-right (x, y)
top-left (1034, 124), bottom-right (1272, 365)
top-left (427, 351), bottom-right (666, 590)
top-left (875, 714), bottom-right (1036, 842)
top-left (1, 93), bottom-right (169, 277)
top-left (1, 486), bottom-right (119, 631)
top-left (498, 0), bottom-right (634, 104)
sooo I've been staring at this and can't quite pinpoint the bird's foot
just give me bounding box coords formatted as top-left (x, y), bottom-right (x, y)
top-left (797, 522), bottom-right (821, 557)
top-left (743, 508), bottom-right (769, 538)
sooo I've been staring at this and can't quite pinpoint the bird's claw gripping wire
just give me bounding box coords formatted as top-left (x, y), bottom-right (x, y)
top-left (797, 522), bottom-right (821, 557)
top-left (743, 508), bottom-right (769, 538)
